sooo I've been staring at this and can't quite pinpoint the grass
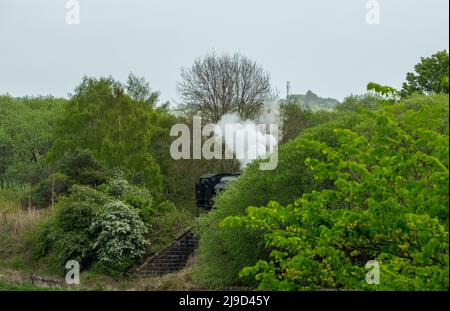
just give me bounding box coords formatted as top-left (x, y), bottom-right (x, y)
top-left (0, 190), bottom-right (42, 271)
top-left (0, 281), bottom-right (62, 291)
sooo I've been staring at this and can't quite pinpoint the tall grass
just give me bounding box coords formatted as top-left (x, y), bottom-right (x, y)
top-left (0, 190), bottom-right (42, 264)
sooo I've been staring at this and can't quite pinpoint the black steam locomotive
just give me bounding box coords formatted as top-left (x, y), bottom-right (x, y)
top-left (195, 173), bottom-right (241, 212)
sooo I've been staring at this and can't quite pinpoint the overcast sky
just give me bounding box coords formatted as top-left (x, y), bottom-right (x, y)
top-left (0, 0), bottom-right (448, 104)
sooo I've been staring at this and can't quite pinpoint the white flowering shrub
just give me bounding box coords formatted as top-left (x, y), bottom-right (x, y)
top-left (89, 201), bottom-right (148, 274)
top-left (106, 175), bottom-right (131, 197)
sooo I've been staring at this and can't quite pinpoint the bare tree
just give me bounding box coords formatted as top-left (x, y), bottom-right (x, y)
top-left (177, 52), bottom-right (273, 123)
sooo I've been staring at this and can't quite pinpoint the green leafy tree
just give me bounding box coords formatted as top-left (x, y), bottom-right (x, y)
top-left (367, 82), bottom-right (398, 101)
top-left (335, 93), bottom-right (383, 112)
top-left (400, 50), bottom-right (449, 97)
top-left (0, 95), bottom-right (65, 189)
top-left (50, 75), bottom-right (163, 191)
top-left (280, 101), bottom-right (335, 143)
top-left (126, 72), bottom-right (159, 104)
top-left (60, 149), bottom-right (107, 186)
top-left (30, 172), bottom-right (70, 209)
top-left (0, 130), bottom-right (14, 189)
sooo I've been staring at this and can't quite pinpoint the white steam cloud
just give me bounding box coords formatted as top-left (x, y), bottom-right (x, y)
top-left (214, 100), bottom-right (282, 170)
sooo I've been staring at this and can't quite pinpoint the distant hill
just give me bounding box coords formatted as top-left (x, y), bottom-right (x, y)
top-left (280, 90), bottom-right (340, 111)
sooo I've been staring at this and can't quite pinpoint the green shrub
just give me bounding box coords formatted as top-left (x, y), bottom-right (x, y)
top-left (89, 201), bottom-right (148, 275)
top-left (60, 149), bottom-right (107, 186)
top-left (335, 93), bottom-right (384, 112)
top-left (147, 201), bottom-right (193, 253)
top-left (30, 173), bottom-right (70, 209)
top-left (280, 102), bottom-right (336, 143)
top-left (64, 184), bottom-right (111, 207)
top-left (223, 114), bottom-right (449, 290)
top-left (105, 173), bottom-right (155, 222)
top-left (105, 175), bottom-right (193, 251)
top-left (29, 185), bottom-right (109, 270)
top-left (105, 173), bottom-right (131, 197)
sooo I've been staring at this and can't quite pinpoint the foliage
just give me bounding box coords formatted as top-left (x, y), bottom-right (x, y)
top-left (0, 129), bottom-right (14, 189)
top-left (193, 113), bottom-right (369, 287)
top-left (223, 113), bottom-right (448, 290)
top-left (280, 101), bottom-right (336, 143)
top-left (0, 95), bottom-right (65, 189)
top-left (367, 82), bottom-right (398, 101)
top-left (126, 72), bottom-right (159, 104)
top-left (60, 149), bottom-right (107, 186)
top-left (193, 94), bottom-right (449, 288)
top-left (50, 75), bottom-right (163, 191)
top-left (105, 173), bottom-right (155, 224)
top-left (29, 185), bottom-right (109, 270)
top-left (335, 93), bottom-right (384, 112)
top-left (146, 200), bottom-right (193, 253)
top-left (104, 172), bottom-right (132, 198)
top-left (0, 281), bottom-right (62, 291)
top-left (89, 201), bottom-right (148, 275)
top-left (28, 169), bottom-right (192, 275)
top-left (103, 173), bottom-right (193, 253)
top-left (400, 50), bottom-right (449, 97)
top-left (29, 173), bottom-right (70, 209)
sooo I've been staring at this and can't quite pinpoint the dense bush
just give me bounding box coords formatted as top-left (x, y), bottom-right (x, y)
top-left (223, 113), bottom-right (449, 290)
top-left (27, 149), bottom-right (108, 209)
top-left (146, 200), bottom-right (193, 253)
top-left (0, 95), bottom-right (66, 189)
top-left (89, 201), bottom-right (148, 275)
top-left (29, 185), bottom-right (110, 270)
top-left (104, 174), bottom-right (193, 253)
top-left (193, 94), bottom-right (449, 288)
top-left (60, 149), bottom-right (107, 186)
top-left (29, 186), bottom-right (107, 269)
top-left (280, 101), bottom-right (336, 143)
top-left (30, 173), bottom-right (70, 209)
top-left (335, 93), bottom-right (383, 112)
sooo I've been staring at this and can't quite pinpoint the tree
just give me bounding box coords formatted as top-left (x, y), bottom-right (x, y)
top-left (0, 95), bottom-right (65, 189)
top-left (0, 130), bottom-right (14, 189)
top-left (50, 75), bottom-right (163, 191)
top-left (126, 72), bottom-right (159, 104)
top-left (400, 50), bottom-right (449, 97)
top-left (177, 52), bottom-right (273, 123)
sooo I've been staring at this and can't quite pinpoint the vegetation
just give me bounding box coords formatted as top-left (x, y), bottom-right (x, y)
top-left (194, 92), bottom-right (448, 289)
top-left (177, 52), bottom-right (273, 123)
top-left (0, 50), bottom-right (448, 290)
top-left (400, 50), bottom-right (449, 97)
top-left (49, 76), bottom-right (163, 191)
top-left (0, 74), bottom-right (194, 279)
top-left (224, 100), bottom-right (448, 290)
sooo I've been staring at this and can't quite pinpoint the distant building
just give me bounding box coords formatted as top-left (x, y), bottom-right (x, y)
top-left (280, 90), bottom-right (339, 111)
